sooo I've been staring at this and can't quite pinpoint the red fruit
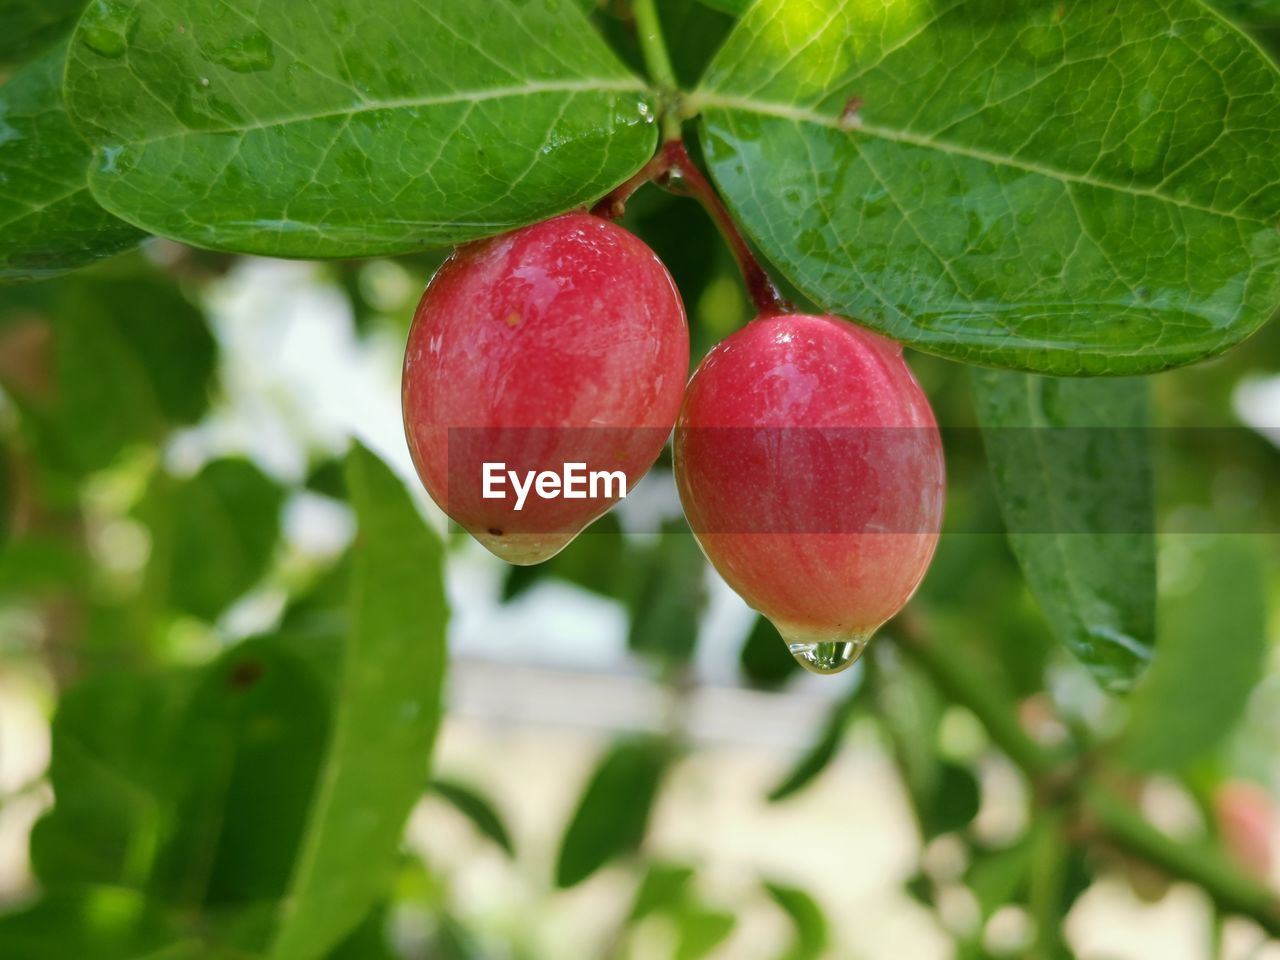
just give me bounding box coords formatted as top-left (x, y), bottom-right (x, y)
top-left (675, 314), bottom-right (944, 673)
top-left (403, 212), bottom-right (688, 564)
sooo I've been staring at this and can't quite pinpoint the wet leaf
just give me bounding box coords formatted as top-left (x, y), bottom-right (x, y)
top-left (0, 39), bottom-right (144, 283)
top-left (697, 0), bottom-right (1280, 374)
top-left (971, 371), bottom-right (1154, 691)
top-left (64, 0), bottom-right (657, 257)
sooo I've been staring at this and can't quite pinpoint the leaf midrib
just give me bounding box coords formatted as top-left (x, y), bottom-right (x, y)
top-left (97, 78), bottom-right (650, 149)
top-left (692, 92), bottom-right (1262, 224)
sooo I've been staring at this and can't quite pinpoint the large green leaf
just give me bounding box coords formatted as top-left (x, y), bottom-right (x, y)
top-left (1123, 534), bottom-right (1269, 771)
top-left (62, 0), bottom-right (657, 257)
top-left (0, 39), bottom-right (144, 284)
top-left (971, 371), bottom-right (1154, 691)
top-left (269, 443), bottom-right (449, 960)
top-left (695, 0), bottom-right (1280, 374)
top-left (138, 458), bottom-right (285, 623)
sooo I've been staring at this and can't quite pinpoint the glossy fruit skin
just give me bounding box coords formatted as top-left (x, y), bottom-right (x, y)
top-left (403, 212), bottom-right (688, 564)
top-left (674, 314), bottom-right (943, 669)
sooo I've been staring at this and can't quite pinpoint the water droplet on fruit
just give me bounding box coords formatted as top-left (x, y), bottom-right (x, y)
top-left (786, 637), bottom-right (867, 675)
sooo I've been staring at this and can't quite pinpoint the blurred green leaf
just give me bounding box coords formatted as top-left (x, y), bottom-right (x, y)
top-left (627, 524), bottom-right (707, 666)
top-left (921, 762), bottom-right (981, 839)
top-left (699, 0), bottom-right (1280, 374)
top-left (971, 371), bottom-right (1154, 691)
top-left (139, 458), bottom-right (285, 622)
top-left (740, 615), bottom-right (800, 689)
top-left (501, 511), bottom-right (626, 603)
top-left (31, 669), bottom-right (196, 890)
top-left (0, 38), bottom-right (144, 284)
top-left (0, 0), bottom-right (86, 64)
top-left (695, 0), bottom-right (749, 15)
top-left (152, 639), bottom-right (330, 911)
top-left (64, 0), bottom-right (656, 257)
top-left (0, 887), bottom-right (182, 960)
top-left (325, 906), bottom-right (395, 960)
top-left (0, 267), bottom-right (215, 475)
top-left (767, 691), bottom-right (858, 802)
top-left (630, 861), bottom-right (697, 922)
top-left (1123, 534), bottom-right (1269, 771)
top-left (875, 651), bottom-right (980, 839)
top-left (764, 881), bottom-right (828, 960)
top-left (674, 905), bottom-right (736, 960)
top-left (269, 443), bottom-right (449, 960)
top-left (430, 778), bottom-right (516, 858)
top-left (555, 735), bottom-right (674, 888)
top-left (965, 841), bottom-right (1032, 920)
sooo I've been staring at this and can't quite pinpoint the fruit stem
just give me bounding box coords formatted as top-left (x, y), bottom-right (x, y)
top-left (631, 0), bottom-right (682, 140)
top-left (655, 140), bottom-right (792, 316)
top-left (893, 608), bottom-right (1280, 939)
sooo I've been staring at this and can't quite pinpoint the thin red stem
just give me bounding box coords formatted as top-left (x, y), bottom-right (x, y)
top-left (654, 140), bottom-right (791, 316)
top-left (590, 138), bottom-right (792, 317)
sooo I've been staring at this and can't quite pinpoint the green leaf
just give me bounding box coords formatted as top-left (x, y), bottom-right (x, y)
top-left (500, 511), bottom-right (627, 603)
top-left (555, 735), bottom-right (673, 888)
top-left (740, 614), bottom-right (800, 689)
top-left (627, 524), bottom-right (707, 666)
top-left (674, 906), bottom-right (736, 960)
top-left (0, 1), bottom-right (85, 64)
top-left (971, 371), bottom-right (1155, 691)
top-left (1211, 0), bottom-right (1280, 22)
top-left (63, 0), bottom-right (657, 257)
top-left (139, 458), bottom-right (285, 622)
top-left (31, 669), bottom-right (197, 891)
top-left (430, 778), bottom-right (516, 857)
top-left (695, 0), bottom-right (751, 15)
top-left (764, 882), bottom-right (828, 960)
top-left (767, 691), bottom-right (858, 802)
top-left (0, 38), bottom-right (144, 283)
top-left (269, 443), bottom-right (449, 960)
top-left (0, 266), bottom-right (215, 475)
top-left (629, 862), bottom-right (697, 922)
top-left (0, 888), bottom-right (182, 960)
top-left (1123, 534), bottom-right (1269, 771)
top-left (150, 640), bottom-right (331, 912)
top-left (696, 0), bottom-right (1280, 374)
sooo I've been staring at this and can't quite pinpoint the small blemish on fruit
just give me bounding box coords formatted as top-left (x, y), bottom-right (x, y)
top-left (505, 312), bottom-right (522, 328)
top-left (488, 527), bottom-right (503, 536)
top-left (838, 97), bottom-right (864, 131)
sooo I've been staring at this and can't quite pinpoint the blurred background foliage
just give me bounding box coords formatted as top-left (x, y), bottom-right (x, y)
top-left (0, 1), bottom-right (1279, 959)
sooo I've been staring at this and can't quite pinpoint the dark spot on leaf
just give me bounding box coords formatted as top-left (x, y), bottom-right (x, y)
top-left (839, 97), bottom-right (864, 131)
top-left (228, 658), bottom-right (265, 690)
